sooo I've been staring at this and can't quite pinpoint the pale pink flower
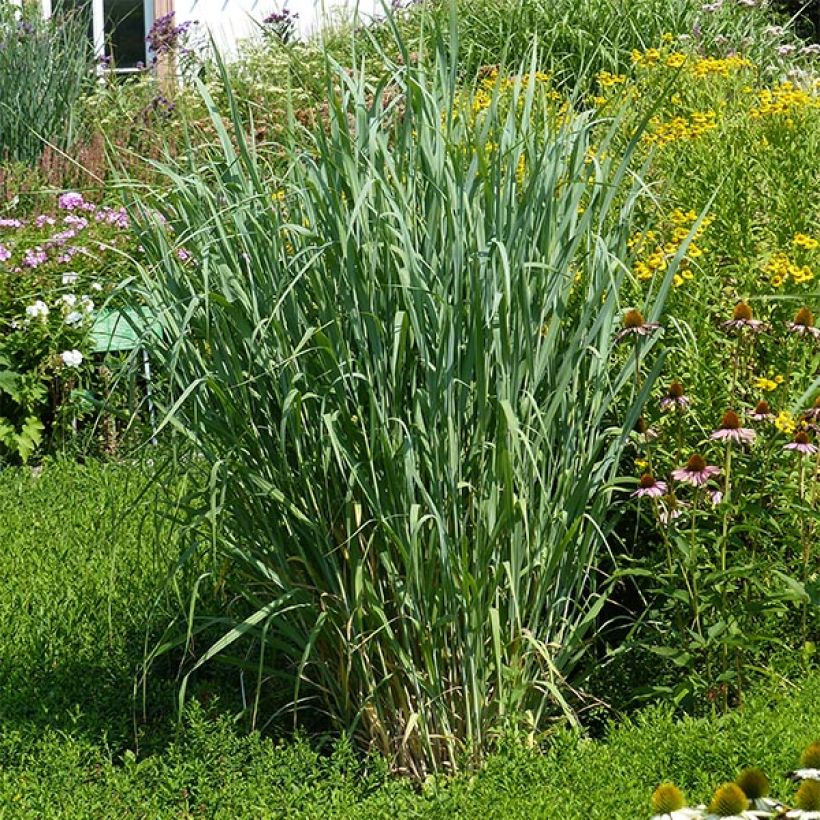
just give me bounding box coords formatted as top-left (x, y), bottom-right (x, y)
top-left (672, 454), bottom-right (721, 487)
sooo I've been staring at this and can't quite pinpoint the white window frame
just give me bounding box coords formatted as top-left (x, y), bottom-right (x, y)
top-left (40, 0), bottom-right (155, 73)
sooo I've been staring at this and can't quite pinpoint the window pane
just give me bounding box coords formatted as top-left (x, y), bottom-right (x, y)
top-left (105, 0), bottom-right (145, 68)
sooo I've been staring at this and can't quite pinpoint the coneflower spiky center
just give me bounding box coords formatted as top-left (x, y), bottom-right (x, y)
top-left (795, 431), bottom-right (810, 445)
top-left (686, 454), bottom-right (706, 472)
top-left (802, 741), bottom-right (820, 769)
top-left (668, 381), bottom-right (685, 398)
top-left (624, 309), bottom-right (645, 328)
top-left (639, 473), bottom-right (657, 489)
top-left (652, 783), bottom-right (686, 813)
top-left (736, 767), bottom-right (770, 800)
top-left (794, 307), bottom-right (815, 327)
top-left (709, 783), bottom-right (748, 817)
top-left (733, 301), bottom-right (753, 321)
top-left (720, 410), bottom-right (741, 430)
top-left (796, 780), bottom-right (820, 812)
top-left (755, 400), bottom-right (771, 415)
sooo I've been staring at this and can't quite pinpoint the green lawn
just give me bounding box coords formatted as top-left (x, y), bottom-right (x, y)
top-left (0, 461), bottom-right (817, 818)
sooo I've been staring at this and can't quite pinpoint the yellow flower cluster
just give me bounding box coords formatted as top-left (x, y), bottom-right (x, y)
top-left (630, 48), bottom-right (751, 79)
top-left (643, 110), bottom-right (717, 146)
top-left (794, 232), bottom-right (820, 251)
top-left (630, 208), bottom-right (713, 285)
top-left (749, 82), bottom-right (820, 118)
top-left (597, 70), bottom-right (627, 89)
top-left (753, 375), bottom-right (784, 392)
top-left (688, 55), bottom-right (752, 79)
top-left (470, 69), bottom-right (562, 115)
top-left (774, 410), bottom-right (796, 435)
top-left (763, 252), bottom-right (815, 287)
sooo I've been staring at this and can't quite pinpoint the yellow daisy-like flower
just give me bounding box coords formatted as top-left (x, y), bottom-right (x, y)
top-left (774, 410), bottom-right (796, 435)
top-left (793, 233), bottom-right (819, 250)
top-left (754, 377), bottom-right (779, 392)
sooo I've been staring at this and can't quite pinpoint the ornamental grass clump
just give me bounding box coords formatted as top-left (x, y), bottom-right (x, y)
top-left (0, 4), bottom-right (92, 164)
top-left (133, 36), bottom-right (670, 776)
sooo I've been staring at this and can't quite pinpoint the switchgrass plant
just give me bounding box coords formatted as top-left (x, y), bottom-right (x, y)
top-left (132, 32), bottom-right (676, 776)
top-left (0, 3), bottom-right (93, 166)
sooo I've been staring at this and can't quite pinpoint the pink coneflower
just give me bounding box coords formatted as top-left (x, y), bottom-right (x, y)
top-left (721, 301), bottom-right (766, 333)
top-left (672, 454), bottom-right (721, 487)
top-left (615, 309), bottom-right (661, 343)
top-left (802, 397), bottom-right (820, 422)
top-left (710, 410), bottom-right (756, 444)
top-left (750, 400), bottom-right (774, 422)
top-left (658, 494), bottom-right (687, 525)
top-left (784, 431), bottom-right (817, 455)
top-left (787, 307), bottom-right (820, 340)
top-left (660, 380), bottom-right (690, 411)
top-left (708, 488), bottom-right (723, 506)
top-left (635, 416), bottom-right (659, 441)
top-left (632, 473), bottom-right (668, 498)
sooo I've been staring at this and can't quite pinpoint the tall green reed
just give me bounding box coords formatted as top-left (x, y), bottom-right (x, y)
top-left (132, 30), bottom-right (670, 776)
top-left (0, 3), bottom-right (92, 165)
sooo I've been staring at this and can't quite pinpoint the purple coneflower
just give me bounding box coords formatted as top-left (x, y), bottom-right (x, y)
top-left (672, 453), bottom-right (721, 487)
top-left (615, 309), bottom-right (661, 343)
top-left (802, 397), bottom-right (820, 422)
top-left (787, 307), bottom-right (820, 340)
top-left (660, 380), bottom-right (690, 411)
top-left (750, 400), bottom-right (774, 421)
top-left (657, 494), bottom-right (687, 525)
top-left (634, 416), bottom-right (659, 441)
top-left (710, 409), bottom-right (756, 444)
top-left (784, 430), bottom-right (817, 455)
top-left (721, 301), bottom-right (766, 333)
top-left (632, 473), bottom-right (668, 498)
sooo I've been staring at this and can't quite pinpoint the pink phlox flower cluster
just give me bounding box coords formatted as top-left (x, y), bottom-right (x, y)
top-left (34, 214), bottom-right (56, 228)
top-left (0, 244), bottom-right (10, 262)
top-left (63, 215), bottom-right (89, 230)
top-left (23, 247), bottom-right (48, 268)
top-left (0, 218), bottom-right (24, 228)
top-left (58, 192), bottom-right (96, 212)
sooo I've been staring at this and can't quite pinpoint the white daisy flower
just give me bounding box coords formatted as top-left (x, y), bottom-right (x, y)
top-left (61, 272), bottom-right (79, 284)
top-left (64, 311), bottom-right (84, 326)
top-left (60, 293), bottom-right (77, 309)
top-left (80, 295), bottom-right (94, 313)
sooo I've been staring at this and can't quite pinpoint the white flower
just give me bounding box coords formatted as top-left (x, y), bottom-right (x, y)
top-left (64, 311), bottom-right (84, 326)
top-left (60, 293), bottom-right (77, 308)
top-left (26, 300), bottom-right (49, 319)
top-left (651, 810), bottom-right (704, 819)
top-left (60, 349), bottom-right (83, 368)
top-left (778, 44), bottom-right (797, 56)
top-left (789, 769), bottom-right (820, 782)
top-left (61, 272), bottom-right (79, 285)
top-left (80, 295), bottom-right (94, 313)
top-left (784, 812), bottom-right (820, 819)
top-left (90, 282), bottom-right (103, 292)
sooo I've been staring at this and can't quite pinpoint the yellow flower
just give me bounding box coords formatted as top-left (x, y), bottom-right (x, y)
top-left (794, 233), bottom-right (820, 250)
top-left (272, 189), bottom-right (286, 202)
top-left (635, 458), bottom-right (650, 470)
top-left (774, 411), bottom-right (796, 434)
top-left (666, 53), bottom-right (687, 69)
top-left (753, 377), bottom-right (779, 392)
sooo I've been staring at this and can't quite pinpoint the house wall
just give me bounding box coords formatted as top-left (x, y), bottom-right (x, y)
top-left (176, 0), bottom-right (383, 53)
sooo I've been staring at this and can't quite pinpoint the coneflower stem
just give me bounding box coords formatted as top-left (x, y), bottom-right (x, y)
top-left (689, 491), bottom-right (703, 641)
top-left (720, 440), bottom-right (734, 713)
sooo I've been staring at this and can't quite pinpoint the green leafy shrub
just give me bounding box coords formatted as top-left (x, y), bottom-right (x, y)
top-left (0, 192), bottom-right (147, 461)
